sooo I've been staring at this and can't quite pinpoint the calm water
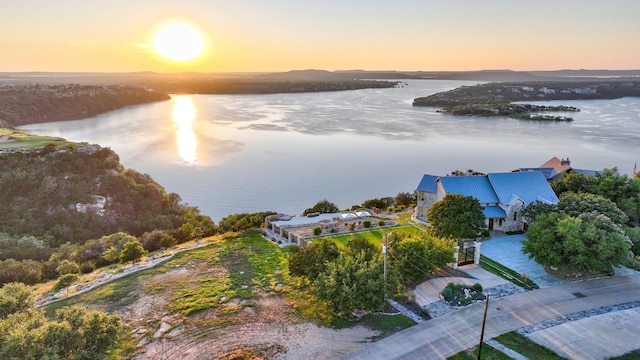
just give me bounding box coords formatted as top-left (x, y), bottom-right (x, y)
top-left (19, 80), bottom-right (640, 221)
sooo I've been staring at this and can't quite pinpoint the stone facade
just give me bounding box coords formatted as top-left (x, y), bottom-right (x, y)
top-left (415, 191), bottom-right (438, 222)
top-left (414, 171), bottom-right (558, 233)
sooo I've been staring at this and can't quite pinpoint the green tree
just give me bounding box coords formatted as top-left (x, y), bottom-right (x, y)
top-left (395, 191), bottom-right (417, 207)
top-left (119, 241), bottom-right (146, 264)
top-left (218, 211), bottom-right (276, 232)
top-left (102, 246), bottom-right (120, 264)
top-left (288, 240), bottom-right (340, 280)
top-left (0, 259), bottom-right (43, 286)
top-left (140, 230), bottom-right (164, 252)
top-left (427, 194), bottom-right (486, 241)
top-left (345, 237), bottom-right (378, 261)
top-left (557, 192), bottom-right (628, 225)
top-left (56, 259), bottom-right (81, 276)
top-left (362, 197), bottom-right (395, 210)
top-left (523, 212), bottom-right (629, 272)
top-left (314, 250), bottom-right (385, 316)
top-left (390, 234), bottom-right (455, 284)
top-left (552, 169), bottom-right (640, 226)
top-left (0, 291), bottom-right (122, 360)
top-left (303, 199), bottom-right (340, 215)
top-left (626, 227), bottom-right (640, 255)
top-left (523, 191), bottom-right (634, 272)
top-left (160, 232), bottom-right (177, 248)
top-left (0, 282), bottom-right (33, 319)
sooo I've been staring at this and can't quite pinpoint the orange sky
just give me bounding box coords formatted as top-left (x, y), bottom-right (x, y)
top-left (2, 1), bottom-right (639, 73)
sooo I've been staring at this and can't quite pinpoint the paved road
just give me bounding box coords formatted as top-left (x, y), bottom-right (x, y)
top-left (343, 273), bottom-right (640, 359)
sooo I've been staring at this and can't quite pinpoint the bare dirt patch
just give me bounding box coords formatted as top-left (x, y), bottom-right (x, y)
top-left (130, 291), bottom-right (379, 359)
top-left (108, 239), bottom-right (380, 359)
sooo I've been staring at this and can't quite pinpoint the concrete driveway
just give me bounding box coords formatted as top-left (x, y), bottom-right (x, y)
top-left (480, 233), bottom-right (565, 288)
top-left (346, 233), bottom-right (640, 360)
top-left (344, 274), bottom-right (640, 360)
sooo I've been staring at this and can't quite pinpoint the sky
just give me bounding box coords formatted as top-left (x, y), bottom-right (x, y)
top-left (2, 0), bottom-right (639, 73)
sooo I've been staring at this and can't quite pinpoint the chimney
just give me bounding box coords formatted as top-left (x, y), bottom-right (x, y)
top-left (561, 158), bottom-right (570, 166)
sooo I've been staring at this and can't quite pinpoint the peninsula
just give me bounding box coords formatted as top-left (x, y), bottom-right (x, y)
top-left (0, 84), bottom-right (170, 127)
top-left (413, 80), bottom-right (640, 121)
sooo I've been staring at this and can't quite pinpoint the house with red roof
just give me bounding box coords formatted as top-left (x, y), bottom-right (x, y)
top-left (513, 156), bottom-right (601, 181)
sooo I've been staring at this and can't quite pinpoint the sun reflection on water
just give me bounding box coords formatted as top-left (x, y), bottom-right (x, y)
top-left (172, 95), bottom-right (197, 163)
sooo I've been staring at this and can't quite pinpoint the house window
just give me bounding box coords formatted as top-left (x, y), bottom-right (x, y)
top-left (513, 212), bottom-right (518, 221)
top-left (420, 192), bottom-right (425, 201)
top-left (498, 219), bottom-right (503, 226)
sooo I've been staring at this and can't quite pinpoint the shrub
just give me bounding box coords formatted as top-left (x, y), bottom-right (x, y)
top-left (441, 287), bottom-right (453, 301)
top-left (140, 230), bottom-right (163, 252)
top-left (55, 259), bottom-right (80, 276)
top-left (363, 220), bottom-right (371, 228)
top-left (378, 219), bottom-right (385, 226)
top-left (160, 233), bottom-right (177, 248)
top-left (79, 261), bottom-right (96, 274)
top-left (471, 283), bottom-right (483, 292)
top-left (312, 226), bottom-right (322, 236)
top-left (54, 273), bottom-right (79, 291)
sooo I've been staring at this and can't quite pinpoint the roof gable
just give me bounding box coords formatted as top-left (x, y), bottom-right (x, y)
top-left (539, 156), bottom-right (571, 175)
top-left (416, 174), bottom-right (439, 193)
top-left (487, 171), bottom-right (559, 205)
top-left (438, 176), bottom-right (499, 204)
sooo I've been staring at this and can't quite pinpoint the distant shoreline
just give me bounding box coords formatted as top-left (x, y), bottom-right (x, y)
top-left (413, 79), bottom-right (640, 120)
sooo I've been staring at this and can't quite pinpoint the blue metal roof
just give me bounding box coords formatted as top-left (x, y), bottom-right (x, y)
top-left (439, 176), bottom-right (499, 204)
top-left (416, 174), bottom-right (439, 193)
top-left (483, 206), bottom-right (506, 218)
top-left (488, 171), bottom-right (559, 205)
top-left (572, 168), bottom-right (602, 177)
top-left (514, 167), bottom-right (556, 180)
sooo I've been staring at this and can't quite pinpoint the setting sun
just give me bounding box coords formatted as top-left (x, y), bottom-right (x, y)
top-left (153, 22), bottom-right (204, 62)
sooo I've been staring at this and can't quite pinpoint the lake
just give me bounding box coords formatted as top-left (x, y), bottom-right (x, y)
top-left (19, 80), bottom-right (640, 222)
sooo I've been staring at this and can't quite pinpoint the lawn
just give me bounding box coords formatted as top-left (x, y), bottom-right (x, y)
top-left (313, 224), bottom-right (426, 248)
top-left (493, 332), bottom-right (567, 359)
top-left (447, 343), bottom-right (512, 360)
top-left (480, 255), bottom-right (539, 289)
top-left (0, 128), bottom-right (66, 149)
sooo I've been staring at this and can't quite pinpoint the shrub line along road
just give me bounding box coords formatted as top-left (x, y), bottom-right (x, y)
top-left (343, 273), bottom-right (640, 359)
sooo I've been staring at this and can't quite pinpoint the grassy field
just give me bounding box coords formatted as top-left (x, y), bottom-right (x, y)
top-left (312, 223), bottom-right (426, 248)
top-left (0, 128), bottom-right (67, 149)
top-left (43, 231), bottom-right (416, 357)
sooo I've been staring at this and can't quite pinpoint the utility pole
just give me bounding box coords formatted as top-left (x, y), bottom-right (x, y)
top-left (382, 233), bottom-right (388, 300)
top-left (477, 294), bottom-right (490, 360)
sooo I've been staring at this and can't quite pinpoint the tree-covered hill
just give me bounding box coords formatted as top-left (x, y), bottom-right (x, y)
top-left (0, 142), bottom-right (200, 248)
top-left (0, 84), bottom-right (170, 127)
top-left (412, 80), bottom-right (640, 120)
top-left (413, 80), bottom-right (640, 107)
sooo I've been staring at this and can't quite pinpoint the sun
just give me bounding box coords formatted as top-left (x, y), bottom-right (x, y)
top-left (153, 22), bottom-right (204, 62)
